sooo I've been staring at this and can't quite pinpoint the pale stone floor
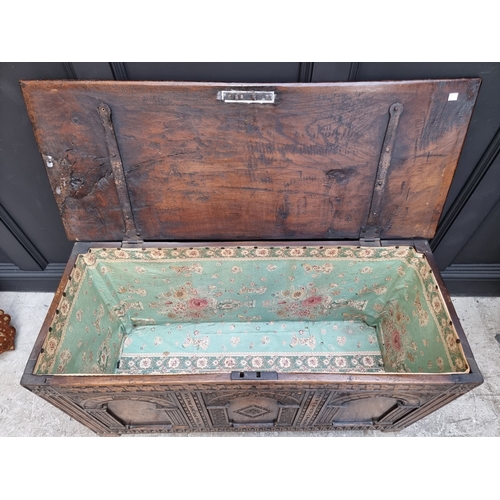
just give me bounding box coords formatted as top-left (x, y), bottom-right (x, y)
top-left (1, 291), bottom-right (499, 437)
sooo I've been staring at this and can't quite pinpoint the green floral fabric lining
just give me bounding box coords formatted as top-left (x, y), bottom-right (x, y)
top-left (34, 245), bottom-right (469, 376)
top-left (116, 320), bottom-right (384, 374)
top-left (34, 263), bottom-right (125, 375)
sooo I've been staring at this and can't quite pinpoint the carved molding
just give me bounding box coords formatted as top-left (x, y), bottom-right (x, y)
top-left (24, 378), bottom-right (480, 435)
top-left (327, 391), bottom-right (424, 408)
top-left (79, 393), bottom-right (178, 410)
top-left (299, 391), bottom-right (328, 427)
top-left (87, 405), bottom-right (125, 430)
top-left (203, 389), bottom-right (304, 407)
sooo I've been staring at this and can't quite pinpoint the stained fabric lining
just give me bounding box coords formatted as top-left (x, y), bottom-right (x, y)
top-left (116, 320), bottom-right (384, 375)
top-left (34, 245), bottom-right (469, 376)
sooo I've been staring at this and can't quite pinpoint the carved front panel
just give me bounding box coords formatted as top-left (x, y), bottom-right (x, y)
top-left (204, 389), bottom-right (305, 429)
top-left (228, 396), bottom-right (279, 428)
top-left (84, 394), bottom-right (188, 432)
top-left (26, 378), bottom-right (480, 435)
top-left (330, 397), bottom-right (401, 426)
top-left (317, 392), bottom-right (424, 428)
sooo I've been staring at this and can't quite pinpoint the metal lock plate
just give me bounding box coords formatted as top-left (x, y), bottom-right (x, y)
top-left (217, 90), bottom-right (275, 103)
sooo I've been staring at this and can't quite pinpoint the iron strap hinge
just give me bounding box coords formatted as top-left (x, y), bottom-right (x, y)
top-left (98, 103), bottom-right (142, 243)
top-left (360, 101), bottom-right (404, 241)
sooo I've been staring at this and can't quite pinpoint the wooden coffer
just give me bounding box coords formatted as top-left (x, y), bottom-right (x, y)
top-left (20, 79), bottom-right (483, 435)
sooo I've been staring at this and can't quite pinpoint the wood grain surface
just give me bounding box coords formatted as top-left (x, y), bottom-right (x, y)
top-left (21, 79), bottom-right (480, 242)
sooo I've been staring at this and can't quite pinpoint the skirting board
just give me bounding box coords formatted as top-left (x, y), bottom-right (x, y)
top-left (441, 264), bottom-right (500, 296)
top-left (0, 263), bottom-right (66, 292)
top-left (1, 263), bottom-right (500, 296)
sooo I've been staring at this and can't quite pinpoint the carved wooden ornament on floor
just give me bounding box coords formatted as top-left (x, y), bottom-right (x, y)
top-left (0, 310), bottom-right (16, 354)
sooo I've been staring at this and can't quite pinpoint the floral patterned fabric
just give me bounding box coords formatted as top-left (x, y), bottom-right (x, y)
top-left (34, 260), bottom-right (125, 375)
top-left (116, 320), bottom-right (383, 375)
top-left (34, 245), bottom-right (469, 376)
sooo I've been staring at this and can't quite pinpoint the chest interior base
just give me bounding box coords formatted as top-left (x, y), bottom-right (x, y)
top-left (116, 320), bottom-right (384, 375)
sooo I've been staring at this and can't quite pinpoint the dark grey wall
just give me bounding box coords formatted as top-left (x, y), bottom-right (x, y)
top-left (1, 62), bottom-right (499, 294)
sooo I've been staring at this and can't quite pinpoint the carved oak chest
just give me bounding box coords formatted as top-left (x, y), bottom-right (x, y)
top-left (20, 79), bottom-right (483, 435)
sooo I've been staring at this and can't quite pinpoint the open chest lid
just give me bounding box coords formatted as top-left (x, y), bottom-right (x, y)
top-left (21, 79), bottom-right (480, 242)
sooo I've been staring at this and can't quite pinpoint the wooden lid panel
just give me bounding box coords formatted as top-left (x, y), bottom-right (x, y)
top-left (21, 80), bottom-right (480, 241)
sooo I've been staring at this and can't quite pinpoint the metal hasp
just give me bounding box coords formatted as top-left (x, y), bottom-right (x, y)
top-left (217, 90), bottom-right (275, 103)
top-left (230, 371), bottom-right (278, 380)
top-left (97, 103), bottom-right (141, 242)
top-left (361, 102), bottom-right (404, 239)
